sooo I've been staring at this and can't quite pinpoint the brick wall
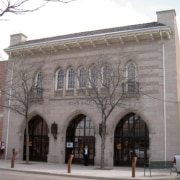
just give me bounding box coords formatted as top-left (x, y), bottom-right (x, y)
top-left (0, 61), bottom-right (7, 141)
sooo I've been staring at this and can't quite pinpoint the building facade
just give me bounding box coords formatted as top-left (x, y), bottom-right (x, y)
top-left (3, 10), bottom-right (180, 167)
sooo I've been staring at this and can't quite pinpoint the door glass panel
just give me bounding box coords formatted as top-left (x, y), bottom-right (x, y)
top-left (90, 129), bottom-right (95, 136)
top-left (65, 114), bottom-right (95, 165)
top-left (85, 129), bottom-right (89, 136)
top-left (114, 113), bottom-right (149, 167)
top-left (24, 115), bottom-right (49, 162)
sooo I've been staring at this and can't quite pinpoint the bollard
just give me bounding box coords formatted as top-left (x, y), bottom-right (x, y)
top-left (67, 154), bottom-right (74, 173)
top-left (132, 156), bottom-right (137, 177)
top-left (11, 148), bottom-right (18, 168)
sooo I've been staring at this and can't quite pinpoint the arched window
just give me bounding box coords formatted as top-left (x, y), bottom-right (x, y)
top-left (127, 63), bottom-right (136, 83)
top-left (102, 64), bottom-right (110, 87)
top-left (35, 71), bottom-right (43, 88)
top-left (56, 69), bottom-right (64, 90)
top-left (126, 63), bottom-right (137, 93)
top-left (90, 65), bottom-right (98, 87)
top-left (34, 71), bottom-right (43, 98)
top-left (66, 114), bottom-right (95, 165)
top-left (67, 68), bottom-right (74, 89)
top-left (24, 115), bottom-right (49, 162)
top-left (78, 67), bottom-right (86, 88)
top-left (114, 113), bottom-right (149, 166)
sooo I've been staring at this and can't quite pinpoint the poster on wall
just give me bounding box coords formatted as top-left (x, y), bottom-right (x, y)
top-left (66, 142), bottom-right (73, 148)
top-left (0, 141), bottom-right (5, 150)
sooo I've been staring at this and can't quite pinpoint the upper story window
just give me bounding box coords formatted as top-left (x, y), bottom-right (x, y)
top-left (127, 63), bottom-right (136, 83)
top-left (78, 67), bottom-right (86, 88)
top-left (102, 64), bottom-right (110, 87)
top-left (67, 67), bottom-right (74, 89)
top-left (56, 69), bottom-right (64, 90)
top-left (90, 65), bottom-right (98, 87)
top-left (126, 62), bottom-right (137, 93)
top-left (33, 71), bottom-right (43, 98)
top-left (35, 71), bottom-right (43, 88)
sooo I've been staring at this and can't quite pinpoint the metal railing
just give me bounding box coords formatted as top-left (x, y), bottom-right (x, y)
top-left (30, 88), bottom-right (43, 100)
top-left (122, 81), bottom-right (139, 94)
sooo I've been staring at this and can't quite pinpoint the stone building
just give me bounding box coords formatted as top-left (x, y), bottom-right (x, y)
top-left (3, 9), bottom-right (180, 167)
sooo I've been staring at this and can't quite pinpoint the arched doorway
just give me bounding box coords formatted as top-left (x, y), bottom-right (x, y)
top-left (23, 115), bottom-right (49, 162)
top-left (114, 113), bottom-right (149, 166)
top-left (65, 114), bottom-right (95, 165)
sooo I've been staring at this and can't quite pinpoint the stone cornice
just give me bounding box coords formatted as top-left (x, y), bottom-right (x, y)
top-left (5, 26), bottom-right (172, 56)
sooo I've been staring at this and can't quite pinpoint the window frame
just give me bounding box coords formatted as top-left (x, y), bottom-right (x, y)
top-left (55, 68), bottom-right (64, 90)
top-left (89, 65), bottom-right (98, 88)
top-left (35, 71), bottom-right (43, 88)
top-left (78, 66), bottom-right (87, 89)
top-left (66, 67), bottom-right (75, 89)
top-left (125, 62), bottom-right (137, 93)
top-left (102, 64), bottom-right (110, 87)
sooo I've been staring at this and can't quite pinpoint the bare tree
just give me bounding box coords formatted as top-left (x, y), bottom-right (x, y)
top-left (77, 53), bottom-right (139, 169)
top-left (0, 0), bottom-right (76, 17)
top-left (0, 53), bottom-right (43, 163)
top-left (44, 0), bottom-right (76, 2)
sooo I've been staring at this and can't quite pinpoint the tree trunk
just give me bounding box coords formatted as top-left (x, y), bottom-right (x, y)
top-left (25, 117), bottom-right (29, 163)
top-left (100, 122), bottom-right (106, 169)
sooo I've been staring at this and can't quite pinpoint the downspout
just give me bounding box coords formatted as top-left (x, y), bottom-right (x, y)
top-left (162, 43), bottom-right (167, 161)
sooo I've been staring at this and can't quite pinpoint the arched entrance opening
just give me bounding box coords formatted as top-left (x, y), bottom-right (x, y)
top-left (23, 115), bottom-right (49, 162)
top-left (114, 113), bottom-right (149, 166)
top-left (65, 114), bottom-right (95, 165)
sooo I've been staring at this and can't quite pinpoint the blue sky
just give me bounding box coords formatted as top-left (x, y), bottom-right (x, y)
top-left (0, 0), bottom-right (180, 59)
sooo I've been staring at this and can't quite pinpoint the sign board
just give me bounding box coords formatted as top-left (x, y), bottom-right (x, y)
top-left (66, 142), bottom-right (73, 148)
top-left (29, 141), bottom-right (32, 146)
top-left (0, 141), bottom-right (5, 150)
top-left (116, 143), bottom-right (121, 149)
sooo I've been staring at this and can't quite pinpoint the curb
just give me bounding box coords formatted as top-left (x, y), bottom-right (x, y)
top-left (0, 168), bottom-right (139, 180)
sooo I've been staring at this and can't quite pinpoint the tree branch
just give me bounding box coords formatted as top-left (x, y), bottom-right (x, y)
top-left (0, 0), bottom-right (77, 17)
top-left (0, 0), bottom-right (48, 16)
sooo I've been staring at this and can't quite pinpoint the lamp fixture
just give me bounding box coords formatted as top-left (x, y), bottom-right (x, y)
top-left (51, 121), bottom-right (58, 139)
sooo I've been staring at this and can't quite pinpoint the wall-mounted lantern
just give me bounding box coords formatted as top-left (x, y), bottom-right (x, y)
top-left (51, 121), bottom-right (58, 139)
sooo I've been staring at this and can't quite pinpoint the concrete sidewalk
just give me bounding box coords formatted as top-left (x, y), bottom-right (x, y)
top-left (0, 159), bottom-right (179, 180)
